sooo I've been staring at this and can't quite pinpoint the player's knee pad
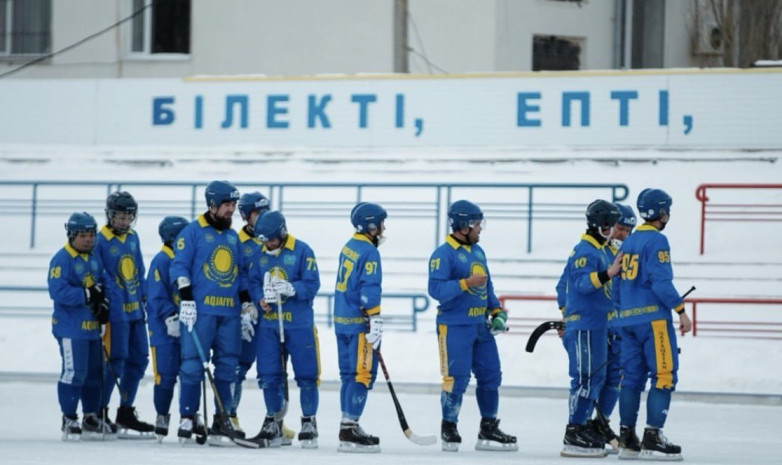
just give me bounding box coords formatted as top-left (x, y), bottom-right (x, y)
top-left (475, 371), bottom-right (502, 391)
top-left (179, 359), bottom-right (204, 385)
top-left (213, 355), bottom-right (239, 383)
top-left (236, 363), bottom-right (251, 383)
top-left (450, 375), bottom-right (470, 395)
top-left (62, 367), bottom-right (88, 387)
top-left (259, 374), bottom-right (282, 391)
top-left (621, 373), bottom-right (647, 392)
top-left (157, 373), bottom-right (178, 390)
top-left (296, 377), bottom-right (318, 391)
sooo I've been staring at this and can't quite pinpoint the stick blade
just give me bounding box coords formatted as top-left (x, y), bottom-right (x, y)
top-left (404, 428), bottom-right (438, 446)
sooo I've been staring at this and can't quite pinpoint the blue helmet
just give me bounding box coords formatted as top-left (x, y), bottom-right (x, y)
top-left (586, 199), bottom-right (621, 229)
top-left (65, 212), bottom-right (97, 239)
top-left (615, 203), bottom-right (637, 228)
top-left (637, 188), bottom-right (672, 221)
top-left (350, 202), bottom-right (387, 233)
top-left (254, 211), bottom-right (288, 242)
top-left (238, 191), bottom-right (271, 221)
top-left (448, 200), bottom-right (483, 231)
top-left (204, 180), bottom-right (240, 208)
top-left (158, 216), bottom-right (189, 244)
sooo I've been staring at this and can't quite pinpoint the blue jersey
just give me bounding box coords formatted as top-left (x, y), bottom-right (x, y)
top-left (237, 227), bottom-right (262, 296)
top-left (146, 245), bottom-right (179, 346)
top-left (95, 226), bottom-right (146, 322)
top-left (604, 244), bottom-right (620, 327)
top-left (248, 235), bottom-right (320, 329)
top-left (334, 234), bottom-right (382, 334)
top-left (48, 243), bottom-right (107, 340)
top-left (562, 234), bottom-right (613, 331)
top-left (557, 244), bottom-right (620, 325)
top-left (428, 236), bottom-right (501, 326)
top-left (169, 215), bottom-right (242, 317)
top-left (614, 224), bottom-right (684, 326)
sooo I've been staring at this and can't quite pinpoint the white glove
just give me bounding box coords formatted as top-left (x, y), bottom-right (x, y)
top-left (180, 300), bottom-right (197, 333)
top-left (263, 272), bottom-right (280, 304)
top-left (273, 279), bottom-right (296, 297)
top-left (241, 301), bottom-right (259, 323)
top-left (241, 311), bottom-right (256, 342)
top-left (165, 313), bottom-right (180, 338)
top-left (365, 315), bottom-right (383, 350)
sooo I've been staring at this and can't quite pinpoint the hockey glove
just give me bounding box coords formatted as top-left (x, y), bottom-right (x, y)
top-left (365, 315), bottom-right (383, 350)
top-left (263, 272), bottom-right (280, 304)
top-left (164, 312), bottom-right (180, 338)
top-left (273, 279), bottom-right (296, 298)
top-left (86, 285), bottom-right (109, 324)
top-left (180, 300), bottom-right (197, 333)
top-left (489, 309), bottom-right (508, 336)
top-left (240, 311), bottom-right (255, 342)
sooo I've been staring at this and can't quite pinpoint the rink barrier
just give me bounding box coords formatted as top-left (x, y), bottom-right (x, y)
top-left (695, 183), bottom-right (782, 255)
top-left (498, 294), bottom-right (782, 340)
top-left (1, 372), bottom-right (779, 406)
top-left (0, 285), bottom-right (429, 332)
top-left (0, 180), bottom-right (628, 253)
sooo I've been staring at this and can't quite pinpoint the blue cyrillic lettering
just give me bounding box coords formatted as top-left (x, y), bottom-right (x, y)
top-left (395, 94), bottom-right (404, 128)
top-left (414, 118), bottom-right (423, 137)
top-left (562, 92), bottom-right (590, 127)
top-left (307, 94), bottom-right (331, 128)
top-left (683, 115), bottom-right (693, 135)
top-left (221, 95), bottom-right (249, 129)
top-left (267, 95), bottom-right (289, 129)
top-left (610, 90), bottom-right (638, 126)
top-left (517, 92), bottom-right (541, 127)
top-left (658, 90), bottom-right (668, 126)
top-left (351, 94), bottom-right (377, 128)
top-left (194, 95), bottom-right (203, 129)
top-left (152, 97), bottom-right (175, 125)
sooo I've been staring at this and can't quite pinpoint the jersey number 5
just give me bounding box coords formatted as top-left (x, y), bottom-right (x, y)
top-left (621, 253), bottom-right (639, 280)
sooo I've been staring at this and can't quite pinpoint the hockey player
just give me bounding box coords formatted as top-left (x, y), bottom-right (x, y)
top-left (558, 200), bottom-right (622, 458)
top-left (94, 191), bottom-right (154, 438)
top-left (169, 180), bottom-right (243, 444)
top-left (555, 203), bottom-right (636, 454)
top-left (428, 200), bottom-right (517, 453)
top-left (145, 216), bottom-right (189, 442)
top-left (248, 211), bottom-right (322, 448)
top-left (613, 188), bottom-right (692, 461)
top-left (48, 212), bottom-right (114, 441)
top-left (333, 202), bottom-right (387, 453)
top-left (230, 191), bottom-right (270, 438)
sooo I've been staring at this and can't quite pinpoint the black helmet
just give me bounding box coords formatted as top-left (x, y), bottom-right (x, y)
top-left (106, 191), bottom-right (138, 234)
top-left (586, 199), bottom-right (621, 230)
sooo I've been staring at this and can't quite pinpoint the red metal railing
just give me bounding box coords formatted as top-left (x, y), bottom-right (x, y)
top-left (499, 294), bottom-right (782, 339)
top-left (695, 183), bottom-right (782, 255)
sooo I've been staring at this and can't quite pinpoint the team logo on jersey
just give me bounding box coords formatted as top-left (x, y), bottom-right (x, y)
top-left (74, 262), bottom-right (84, 274)
top-left (259, 255), bottom-right (269, 266)
top-left (466, 262), bottom-right (488, 299)
top-left (90, 261), bottom-right (99, 273)
top-left (203, 245), bottom-right (238, 287)
top-left (109, 245), bottom-right (120, 256)
top-left (116, 253), bottom-right (141, 295)
top-left (458, 253), bottom-right (468, 263)
top-left (227, 235), bottom-right (237, 245)
top-left (475, 250), bottom-right (485, 261)
top-left (284, 255), bottom-right (295, 265)
top-left (205, 232), bottom-right (215, 243)
top-left (82, 273), bottom-right (96, 289)
top-left (243, 245), bottom-right (255, 257)
top-left (129, 241), bottom-right (137, 253)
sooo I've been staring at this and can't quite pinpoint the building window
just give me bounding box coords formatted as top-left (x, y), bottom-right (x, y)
top-left (533, 35), bottom-right (582, 71)
top-left (0, 0), bottom-right (52, 57)
top-left (128, 0), bottom-right (190, 55)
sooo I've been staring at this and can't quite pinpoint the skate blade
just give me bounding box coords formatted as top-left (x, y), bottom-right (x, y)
top-left (561, 444), bottom-right (607, 458)
top-left (118, 430), bottom-right (156, 440)
top-left (618, 448), bottom-right (641, 460)
top-left (81, 431), bottom-right (118, 441)
top-left (207, 435), bottom-right (237, 447)
top-left (337, 441), bottom-right (381, 453)
top-left (475, 439), bottom-right (519, 452)
top-left (61, 432), bottom-right (81, 442)
top-left (442, 441), bottom-right (460, 452)
top-left (639, 450), bottom-right (683, 461)
top-left (300, 438), bottom-right (318, 449)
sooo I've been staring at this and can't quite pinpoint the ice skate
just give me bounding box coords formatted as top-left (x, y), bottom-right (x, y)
top-left (639, 427), bottom-right (683, 461)
top-left (208, 414), bottom-right (239, 447)
top-left (589, 417), bottom-right (620, 454)
top-left (81, 412), bottom-right (118, 441)
top-left (248, 416), bottom-right (282, 448)
top-left (618, 425), bottom-right (642, 460)
top-left (155, 414), bottom-right (169, 443)
top-left (561, 424), bottom-right (606, 458)
top-left (475, 418), bottom-right (518, 452)
top-left (298, 416), bottom-right (318, 449)
top-left (61, 415), bottom-right (81, 441)
top-left (338, 420), bottom-right (380, 453)
top-left (441, 420), bottom-right (461, 452)
top-left (230, 415), bottom-right (245, 438)
top-left (177, 414), bottom-right (207, 445)
top-left (116, 406), bottom-right (155, 439)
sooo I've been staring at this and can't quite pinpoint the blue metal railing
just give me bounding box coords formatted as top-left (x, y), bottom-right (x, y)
top-left (0, 180), bottom-right (628, 252)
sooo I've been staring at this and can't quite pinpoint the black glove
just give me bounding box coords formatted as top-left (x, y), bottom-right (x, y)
top-left (87, 285), bottom-right (109, 324)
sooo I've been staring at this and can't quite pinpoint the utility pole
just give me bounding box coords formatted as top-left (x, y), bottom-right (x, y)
top-left (394, 0), bottom-right (409, 73)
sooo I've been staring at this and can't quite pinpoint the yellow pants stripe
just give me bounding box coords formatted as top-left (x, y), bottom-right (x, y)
top-left (652, 320), bottom-right (674, 389)
top-left (354, 333), bottom-right (374, 388)
top-left (313, 325), bottom-right (321, 387)
top-left (101, 322), bottom-right (111, 359)
top-left (438, 324), bottom-right (454, 393)
top-left (150, 346), bottom-right (161, 385)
